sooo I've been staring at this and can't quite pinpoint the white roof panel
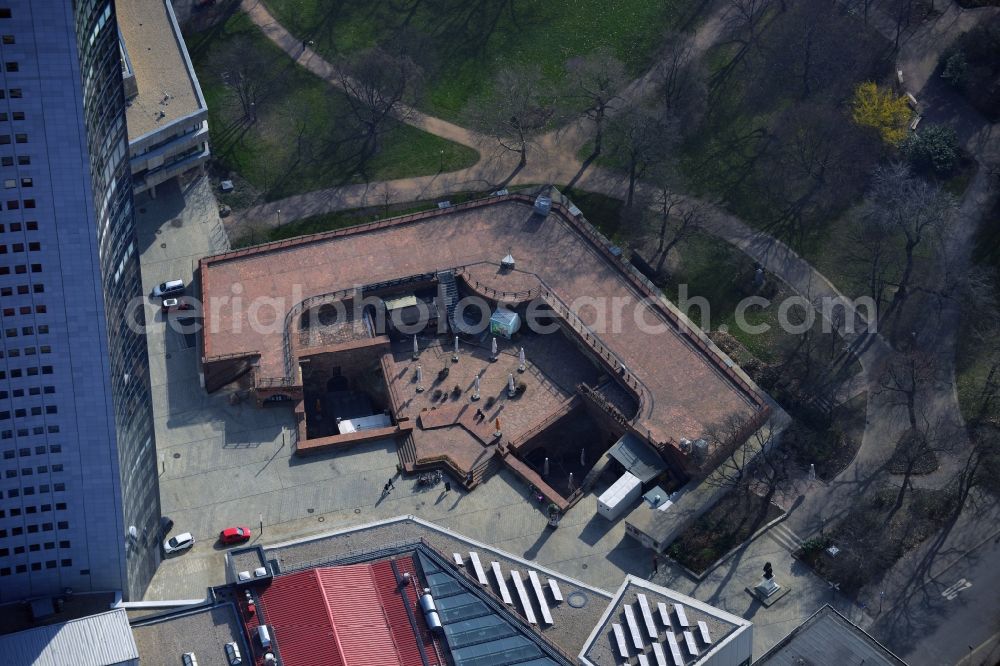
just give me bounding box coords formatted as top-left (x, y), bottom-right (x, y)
top-left (0, 608), bottom-right (138, 666)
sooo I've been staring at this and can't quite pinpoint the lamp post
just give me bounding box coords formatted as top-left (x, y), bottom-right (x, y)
top-left (276, 208), bottom-right (282, 228)
top-left (439, 149), bottom-right (444, 172)
top-left (259, 513), bottom-right (264, 537)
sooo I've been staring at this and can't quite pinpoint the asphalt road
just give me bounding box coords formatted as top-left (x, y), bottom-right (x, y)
top-left (876, 531), bottom-right (1000, 666)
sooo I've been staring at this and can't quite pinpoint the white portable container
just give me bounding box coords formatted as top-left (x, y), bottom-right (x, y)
top-left (597, 471), bottom-right (642, 520)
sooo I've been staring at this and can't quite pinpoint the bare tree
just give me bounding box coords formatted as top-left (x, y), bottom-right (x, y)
top-left (464, 65), bottom-right (553, 179)
top-left (700, 415), bottom-right (786, 501)
top-left (645, 187), bottom-right (704, 273)
top-left (563, 49), bottom-right (627, 157)
top-left (655, 34), bottom-right (707, 128)
top-left (879, 349), bottom-right (941, 430)
top-left (764, 2), bottom-right (884, 103)
top-left (884, 415), bottom-right (954, 521)
top-left (758, 103), bottom-right (879, 242)
top-left (952, 423), bottom-right (1000, 509)
top-left (885, 0), bottom-right (918, 51)
top-left (855, 163), bottom-right (955, 328)
top-left (712, 0), bottom-right (773, 86)
top-left (221, 35), bottom-right (271, 123)
top-left (433, 0), bottom-right (521, 51)
top-left (339, 47), bottom-right (424, 162)
top-left (607, 105), bottom-right (675, 208)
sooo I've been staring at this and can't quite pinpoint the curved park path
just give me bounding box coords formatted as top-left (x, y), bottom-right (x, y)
top-left (235, 0), bottom-right (996, 540)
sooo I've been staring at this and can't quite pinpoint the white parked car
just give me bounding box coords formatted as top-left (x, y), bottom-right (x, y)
top-left (163, 532), bottom-right (194, 554)
top-left (182, 653), bottom-right (198, 666)
top-left (151, 279), bottom-right (185, 298)
top-left (225, 641), bottom-right (242, 666)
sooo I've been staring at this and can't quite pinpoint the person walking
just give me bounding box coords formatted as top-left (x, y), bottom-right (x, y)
top-left (382, 482), bottom-right (390, 497)
top-left (444, 481), bottom-right (452, 493)
top-left (387, 476), bottom-right (395, 490)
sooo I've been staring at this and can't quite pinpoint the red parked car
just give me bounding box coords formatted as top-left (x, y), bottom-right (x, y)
top-left (219, 526), bottom-right (252, 545)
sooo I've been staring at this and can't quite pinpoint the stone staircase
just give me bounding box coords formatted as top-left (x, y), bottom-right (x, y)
top-left (437, 270), bottom-right (476, 336)
top-left (397, 432), bottom-right (418, 472)
top-left (470, 453), bottom-right (502, 488)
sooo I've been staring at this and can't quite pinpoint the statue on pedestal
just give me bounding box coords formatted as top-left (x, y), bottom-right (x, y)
top-left (755, 562), bottom-right (780, 598)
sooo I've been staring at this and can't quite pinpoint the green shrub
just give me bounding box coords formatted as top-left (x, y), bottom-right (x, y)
top-left (901, 124), bottom-right (959, 174)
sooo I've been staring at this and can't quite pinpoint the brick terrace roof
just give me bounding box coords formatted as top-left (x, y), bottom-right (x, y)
top-left (200, 196), bottom-right (764, 444)
top-left (256, 556), bottom-right (434, 666)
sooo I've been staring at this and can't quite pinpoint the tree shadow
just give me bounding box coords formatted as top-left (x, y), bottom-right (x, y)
top-left (567, 151), bottom-right (600, 189)
top-left (523, 526), bottom-right (555, 560)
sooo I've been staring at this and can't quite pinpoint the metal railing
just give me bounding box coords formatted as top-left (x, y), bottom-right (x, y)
top-left (454, 266), bottom-right (538, 303)
top-left (535, 286), bottom-right (653, 415)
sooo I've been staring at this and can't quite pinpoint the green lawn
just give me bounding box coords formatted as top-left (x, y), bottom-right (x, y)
top-left (261, 0), bottom-right (705, 120)
top-left (185, 12), bottom-right (478, 205)
top-left (233, 190), bottom-right (490, 247)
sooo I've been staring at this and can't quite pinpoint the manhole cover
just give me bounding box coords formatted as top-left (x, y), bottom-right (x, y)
top-left (354, 508), bottom-right (361, 514)
top-left (156, 229), bottom-right (161, 235)
top-left (171, 218), bottom-right (183, 227)
top-left (581, 563), bottom-right (588, 569)
top-left (172, 453), bottom-right (181, 459)
top-left (160, 243), bottom-right (166, 249)
top-left (567, 592), bottom-right (588, 609)
top-left (318, 516), bottom-right (325, 522)
top-left (307, 508), bottom-right (314, 513)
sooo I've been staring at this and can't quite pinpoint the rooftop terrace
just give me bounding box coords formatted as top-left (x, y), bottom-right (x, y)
top-left (200, 195), bottom-right (767, 454)
top-left (118, 0), bottom-right (205, 140)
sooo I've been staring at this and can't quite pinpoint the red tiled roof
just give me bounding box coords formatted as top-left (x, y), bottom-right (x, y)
top-left (257, 558), bottom-right (428, 666)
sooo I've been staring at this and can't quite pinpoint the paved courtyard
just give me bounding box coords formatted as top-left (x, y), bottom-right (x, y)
top-left (136, 175), bottom-right (853, 658)
top-left (388, 328), bottom-right (607, 476)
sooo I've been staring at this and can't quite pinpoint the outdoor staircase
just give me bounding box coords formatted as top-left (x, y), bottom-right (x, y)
top-left (397, 432), bottom-right (418, 472)
top-left (438, 270), bottom-right (477, 336)
top-left (469, 453), bottom-right (503, 489)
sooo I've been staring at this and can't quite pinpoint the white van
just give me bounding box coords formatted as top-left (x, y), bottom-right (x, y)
top-left (151, 279), bottom-right (185, 298)
top-left (257, 624), bottom-right (272, 649)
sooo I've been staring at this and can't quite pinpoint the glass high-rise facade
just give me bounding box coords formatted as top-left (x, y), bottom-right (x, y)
top-left (0, 0), bottom-right (158, 601)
